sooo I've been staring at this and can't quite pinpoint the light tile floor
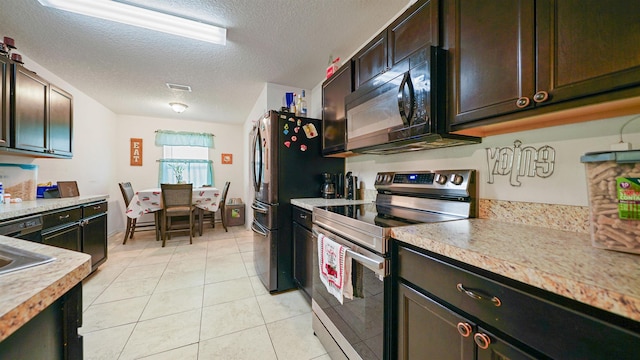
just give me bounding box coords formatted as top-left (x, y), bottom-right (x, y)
top-left (80, 225), bottom-right (330, 360)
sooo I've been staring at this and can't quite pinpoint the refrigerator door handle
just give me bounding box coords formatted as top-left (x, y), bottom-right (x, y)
top-left (251, 220), bottom-right (268, 237)
top-left (251, 126), bottom-right (262, 193)
top-left (251, 202), bottom-right (269, 214)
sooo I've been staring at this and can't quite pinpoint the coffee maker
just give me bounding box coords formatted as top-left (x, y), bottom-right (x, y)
top-left (345, 171), bottom-right (358, 200)
top-left (321, 173), bottom-right (336, 199)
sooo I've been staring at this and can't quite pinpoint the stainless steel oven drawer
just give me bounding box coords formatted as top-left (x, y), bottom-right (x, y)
top-left (398, 245), bottom-right (640, 359)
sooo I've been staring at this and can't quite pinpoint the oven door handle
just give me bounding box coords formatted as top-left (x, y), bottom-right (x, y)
top-left (313, 229), bottom-right (384, 272)
top-left (345, 249), bottom-right (384, 271)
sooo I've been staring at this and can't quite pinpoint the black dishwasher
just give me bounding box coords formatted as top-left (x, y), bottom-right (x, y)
top-left (0, 215), bottom-right (43, 242)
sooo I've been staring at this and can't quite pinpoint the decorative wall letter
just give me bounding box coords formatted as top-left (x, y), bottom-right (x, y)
top-left (130, 138), bottom-right (143, 166)
top-left (486, 140), bottom-right (555, 186)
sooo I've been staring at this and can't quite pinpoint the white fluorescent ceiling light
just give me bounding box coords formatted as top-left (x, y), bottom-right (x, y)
top-left (37, 0), bottom-right (227, 45)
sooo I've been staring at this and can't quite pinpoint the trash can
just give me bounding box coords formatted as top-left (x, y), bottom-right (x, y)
top-left (225, 201), bottom-right (245, 226)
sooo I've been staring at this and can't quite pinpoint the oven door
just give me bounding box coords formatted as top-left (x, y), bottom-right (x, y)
top-left (312, 225), bottom-right (387, 360)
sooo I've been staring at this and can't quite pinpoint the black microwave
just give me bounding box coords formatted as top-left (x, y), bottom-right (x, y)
top-left (345, 46), bottom-right (480, 155)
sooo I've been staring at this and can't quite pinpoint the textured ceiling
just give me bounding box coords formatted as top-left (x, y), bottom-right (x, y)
top-left (0, 0), bottom-right (411, 124)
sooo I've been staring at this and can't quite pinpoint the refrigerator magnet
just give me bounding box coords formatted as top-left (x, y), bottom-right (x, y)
top-left (302, 123), bottom-right (318, 138)
top-left (284, 141), bottom-right (291, 148)
top-left (300, 144), bottom-right (307, 151)
top-left (291, 136), bottom-right (297, 142)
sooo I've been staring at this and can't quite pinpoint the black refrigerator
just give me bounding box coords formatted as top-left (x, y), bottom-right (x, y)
top-left (251, 110), bottom-right (344, 292)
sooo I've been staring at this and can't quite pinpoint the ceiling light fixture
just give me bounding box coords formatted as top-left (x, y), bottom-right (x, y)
top-left (37, 0), bottom-right (227, 45)
top-left (169, 102), bottom-right (188, 113)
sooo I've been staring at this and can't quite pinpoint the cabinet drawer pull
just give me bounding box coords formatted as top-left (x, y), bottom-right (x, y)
top-left (473, 333), bottom-right (491, 350)
top-left (93, 205), bottom-right (101, 210)
top-left (456, 322), bottom-right (472, 337)
top-left (516, 97), bottom-right (530, 108)
top-left (59, 214), bottom-right (70, 220)
top-left (456, 283), bottom-right (501, 307)
top-left (299, 214), bottom-right (308, 219)
top-left (533, 90), bottom-right (549, 103)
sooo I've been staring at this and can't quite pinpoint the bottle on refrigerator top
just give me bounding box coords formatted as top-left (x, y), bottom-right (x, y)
top-left (0, 182), bottom-right (3, 204)
top-left (290, 93), bottom-right (297, 114)
top-left (300, 90), bottom-right (308, 116)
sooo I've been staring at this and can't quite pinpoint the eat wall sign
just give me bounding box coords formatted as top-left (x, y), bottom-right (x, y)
top-left (130, 138), bottom-right (143, 166)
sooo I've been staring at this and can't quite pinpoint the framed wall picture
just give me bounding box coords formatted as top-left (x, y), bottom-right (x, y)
top-left (221, 153), bottom-right (233, 164)
top-left (130, 138), bottom-right (143, 166)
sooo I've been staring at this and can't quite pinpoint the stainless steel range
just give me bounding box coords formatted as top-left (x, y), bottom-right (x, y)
top-left (311, 169), bottom-right (477, 360)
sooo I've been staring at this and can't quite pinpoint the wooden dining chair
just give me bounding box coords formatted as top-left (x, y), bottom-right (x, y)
top-left (198, 181), bottom-right (231, 234)
top-left (118, 182), bottom-right (158, 244)
top-left (216, 181), bottom-right (231, 232)
top-left (160, 183), bottom-right (196, 247)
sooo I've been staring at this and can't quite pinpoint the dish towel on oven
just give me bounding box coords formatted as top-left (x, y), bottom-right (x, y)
top-left (318, 233), bottom-right (353, 304)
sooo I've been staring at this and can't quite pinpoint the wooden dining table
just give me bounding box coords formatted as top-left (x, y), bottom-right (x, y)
top-left (125, 186), bottom-right (222, 237)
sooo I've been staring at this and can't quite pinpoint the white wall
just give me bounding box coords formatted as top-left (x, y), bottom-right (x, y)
top-left (113, 114), bottom-right (245, 230)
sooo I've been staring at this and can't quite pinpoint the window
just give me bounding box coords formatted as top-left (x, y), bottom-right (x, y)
top-left (155, 130), bottom-right (215, 187)
top-left (158, 146), bottom-right (213, 187)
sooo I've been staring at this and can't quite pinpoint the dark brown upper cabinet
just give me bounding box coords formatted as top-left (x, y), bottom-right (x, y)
top-left (322, 61), bottom-right (353, 156)
top-left (388, 0), bottom-right (439, 69)
top-left (0, 57), bottom-right (9, 148)
top-left (48, 84), bottom-right (73, 157)
top-left (10, 64), bottom-right (73, 158)
top-left (12, 65), bottom-right (48, 153)
top-left (446, 0), bottom-right (640, 128)
top-left (353, 32), bottom-right (388, 90)
top-left (354, 0), bottom-right (439, 90)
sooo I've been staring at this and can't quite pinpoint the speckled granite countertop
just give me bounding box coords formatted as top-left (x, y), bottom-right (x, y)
top-left (0, 236), bottom-right (91, 341)
top-left (0, 195), bottom-right (108, 221)
top-left (391, 219), bottom-right (640, 322)
top-left (291, 198), bottom-right (372, 211)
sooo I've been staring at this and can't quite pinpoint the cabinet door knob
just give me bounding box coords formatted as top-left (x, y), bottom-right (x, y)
top-left (533, 90), bottom-right (549, 103)
top-left (456, 322), bottom-right (472, 337)
top-left (516, 97), bottom-right (530, 108)
top-left (473, 333), bottom-right (491, 350)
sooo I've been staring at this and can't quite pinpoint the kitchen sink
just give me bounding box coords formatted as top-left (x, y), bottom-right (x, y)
top-left (0, 243), bottom-right (55, 276)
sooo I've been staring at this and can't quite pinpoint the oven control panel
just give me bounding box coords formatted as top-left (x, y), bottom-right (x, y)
top-left (375, 170), bottom-right (476, 191)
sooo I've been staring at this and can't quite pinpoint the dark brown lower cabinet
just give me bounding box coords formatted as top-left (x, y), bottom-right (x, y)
top-left (40, 202), bottom-right (107, 272)
top-left (42, 222), bottom-right (81, 252)
top-left (398, 282), bottom-right (534, 359)
top-left (81, 201), bottom-right (108, 272)
top-left (393, 243), bottom-right (640, 360)
top-left (0, 283), bottom-right (83, 360)
top-left (292, 206), bottom-right (313, 303)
